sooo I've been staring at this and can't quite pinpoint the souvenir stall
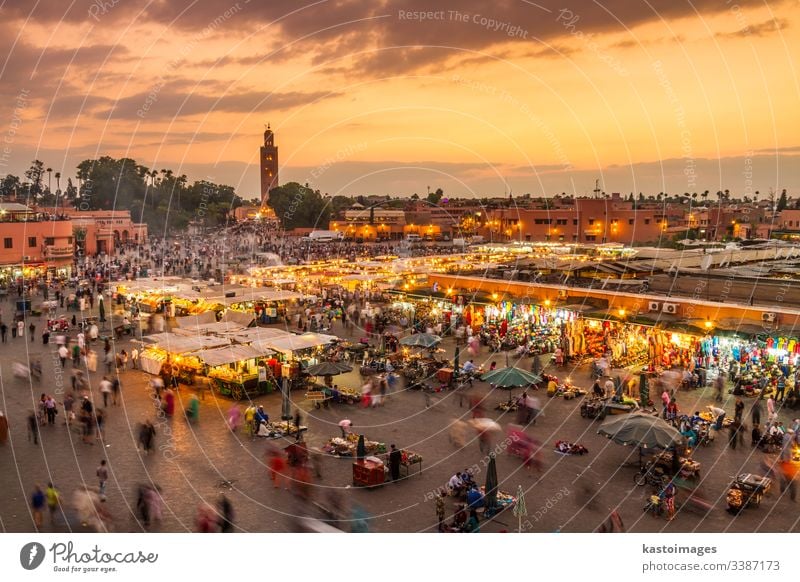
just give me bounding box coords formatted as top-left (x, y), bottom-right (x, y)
top-left (195, 344), bottom-right (274, 400)
top-left (482, 301), bottom-right (573, 353)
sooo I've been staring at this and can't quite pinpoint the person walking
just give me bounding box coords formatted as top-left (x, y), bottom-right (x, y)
top-left (130, 347), bottom-right (139, 369)
top-left (111, 377), bottom-right (120, 406)
top-left (27, 411), bottom-right (39, 444)
top-left (0, 322), bottom-right (7, 342)
top-left (44, 396), bottom-right (57, 425)
top-left (217, 494), bottom-right (234, 533)
top-left (734, 397), bottom-right (745, 423)
top-left (752, 398), bottom-right (763, 428)
top-left (99, 377), bottom-right (112, 408)
top-left (777, 374), bottom-right (787, 402)
top-left (31, 485), bottom-right (45, 529)
top-left (58, 344), bottom-right (68, 368)
top-left (17, 319), bottom-right (24, 339)
top-left (97, 460), bottom-right (109, 500)
top-left (29, 321), bottom-right (35, 342)
top-left (45, 482), bottom-right (60, 525)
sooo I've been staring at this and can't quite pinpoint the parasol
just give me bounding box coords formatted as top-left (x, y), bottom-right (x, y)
top-left (481, 366), bottom-right (541, 389)
top-left (484, 453), bottom-right (499, 517)
top-left (306, 361), bottom-right (353, 376)
top-left (399, 333), bottom-right (442, 348)
top-left (598, 412), bottom-right (685, 451)
top-left (512, 484), bottom-right (527, 533)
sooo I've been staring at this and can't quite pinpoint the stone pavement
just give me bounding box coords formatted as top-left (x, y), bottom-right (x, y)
top-left (0, 307), bottom-right (798, 533)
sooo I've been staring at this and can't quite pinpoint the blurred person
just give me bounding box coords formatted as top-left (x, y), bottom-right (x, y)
top-left (31, 485), bottom-right (45, 529)
top-left (217, 494), bottom-right (234, 533)
top-left (45, 482), bottom-right (61, 525)
top-left (96, 459), bottom-right (108, 499)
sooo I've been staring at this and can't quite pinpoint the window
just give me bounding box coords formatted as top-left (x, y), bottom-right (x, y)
top-left (44, 237), bottom-right (54, 245)
top-left (3, 238), bottom-right (11, 249)
top-left (628, 218), bottom-right (634, 225)
top-left (610, 219), bottom-right (618, 225)
top-left (556, 219), bottom-right (568, 225)
top-left (644, 219), bottom-right (651, 225)
top-left (588, 219), bottom-right (595, 226)
top-left (67, 237), bottom-right (73, 244)
top-left (585, 235), bottom-right (597, 241)
top-left (572, 219), bottom-right (578, 226)
top-left (534, 218), bottom-right (552, 225)
top-left (572, 234), bottom-right (578, 241)
top-left (28, 237), bottom-right (37, 248)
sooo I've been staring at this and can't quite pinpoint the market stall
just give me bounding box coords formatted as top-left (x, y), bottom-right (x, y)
top-left (195, 344), bottom-right (274, 400)
top-left (139, 333), bottom-right (231, 375)
top-left (322, 433), bottom-right (386, 457)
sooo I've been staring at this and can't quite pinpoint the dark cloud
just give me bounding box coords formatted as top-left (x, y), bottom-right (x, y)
top-left (98, 87), bottom-right (341, 120)
top-left (716, 17), bottom-right (788, 38)
top-left (3, 0), bottom-right (781, 79)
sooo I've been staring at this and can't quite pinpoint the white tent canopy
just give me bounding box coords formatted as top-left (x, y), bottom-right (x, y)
top-left (172, 321), bottom-right (246, 337)
top-left (221, 311), bottom-right (256, 327)
top-left (143, 333), bottom-right (231, 353)
top-left (174, 312), bottom-right (217, 327)
top-left (194, 344), bottom-right (271, 367)
top-left (222, 327), bottom-right (294, 344)
top-left (264, 332), bottom-right (339, 355)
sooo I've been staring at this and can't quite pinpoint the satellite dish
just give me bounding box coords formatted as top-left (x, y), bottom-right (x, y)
top-left (701, 255), bottom-right (713, 271)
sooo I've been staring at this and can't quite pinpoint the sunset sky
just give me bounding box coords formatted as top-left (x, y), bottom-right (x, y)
top-left (0, 0), bottom-right (798, 200)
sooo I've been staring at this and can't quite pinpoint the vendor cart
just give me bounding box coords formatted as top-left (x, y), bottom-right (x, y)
top-left (727, 473), bottom-right (772, 513)
top-left (305, 389), bottom-right (332, 409)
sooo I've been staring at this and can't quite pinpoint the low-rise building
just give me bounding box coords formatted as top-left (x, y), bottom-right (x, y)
top-left (0, 203), bottom-right (74, 283)
top-left (62, 209), bottom-right (147, 256)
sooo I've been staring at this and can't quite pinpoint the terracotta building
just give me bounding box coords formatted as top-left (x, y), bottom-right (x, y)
top-left (62, 209), bottom-right (147, 256)
top-left (0, 203), bottom-right (74, 282)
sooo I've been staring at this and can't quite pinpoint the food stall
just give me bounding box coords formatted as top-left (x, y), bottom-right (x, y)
top-left (264, 332), bottom-right (340, 371)
top-left (195, 344), bottom-right (274, 400)
top-left (139, 333), bottom-right (231, 376)
top-left (322, 433), bottom-right (386, 457)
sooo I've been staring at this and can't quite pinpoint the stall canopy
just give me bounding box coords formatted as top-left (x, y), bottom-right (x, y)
top-left (174, 312), bottom-right (217, 327)
top-left (222, 327), bottom-right (294, 344)
top-left (265, 332), bottom-right (338, 354)
top-left (220, 311), bottom-right (256, 327)
top-left (172, 321), bottom-right (247, 337)
top-left (194, 344), bottom-right (271, 367)
top-left (143, 333), bottom-right (231, 353)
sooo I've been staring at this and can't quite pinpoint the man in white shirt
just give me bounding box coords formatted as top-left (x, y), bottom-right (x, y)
top-left (58, 345), bottom-right (68, 368)
top-left (462, 360), bottom-right (477, 374)
top-left (447, 472), bottom-right (464, 494)
top-left (708, 406), bottom-right (726, 430)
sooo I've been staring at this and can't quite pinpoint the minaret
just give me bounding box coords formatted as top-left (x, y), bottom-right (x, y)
top-left (260, 123), bottom-right (279, 203)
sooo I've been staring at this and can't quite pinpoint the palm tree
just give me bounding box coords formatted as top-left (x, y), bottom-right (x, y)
top-left (46, 167), bottom-right (52, 193)
top-left (54, 172), bottom-right (61, 193)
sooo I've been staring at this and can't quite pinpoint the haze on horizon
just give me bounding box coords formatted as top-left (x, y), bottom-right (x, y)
top-left (0, 0), bottom-right (798, 200)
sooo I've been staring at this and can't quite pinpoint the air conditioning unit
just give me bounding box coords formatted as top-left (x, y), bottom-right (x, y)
top-left (648, 301), bottom-right (661, 312)
top-left (662, 302), bottom-right (679, 315)
top-left (224, 291), bottom-right (236, 298)
top-left (762, 312), bottom-right (777, 323)
top-left (23, 255), bottom-right (32, 262)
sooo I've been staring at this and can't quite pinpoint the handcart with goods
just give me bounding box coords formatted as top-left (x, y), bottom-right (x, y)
top-left (726, 473), bottom-right (772, 513)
